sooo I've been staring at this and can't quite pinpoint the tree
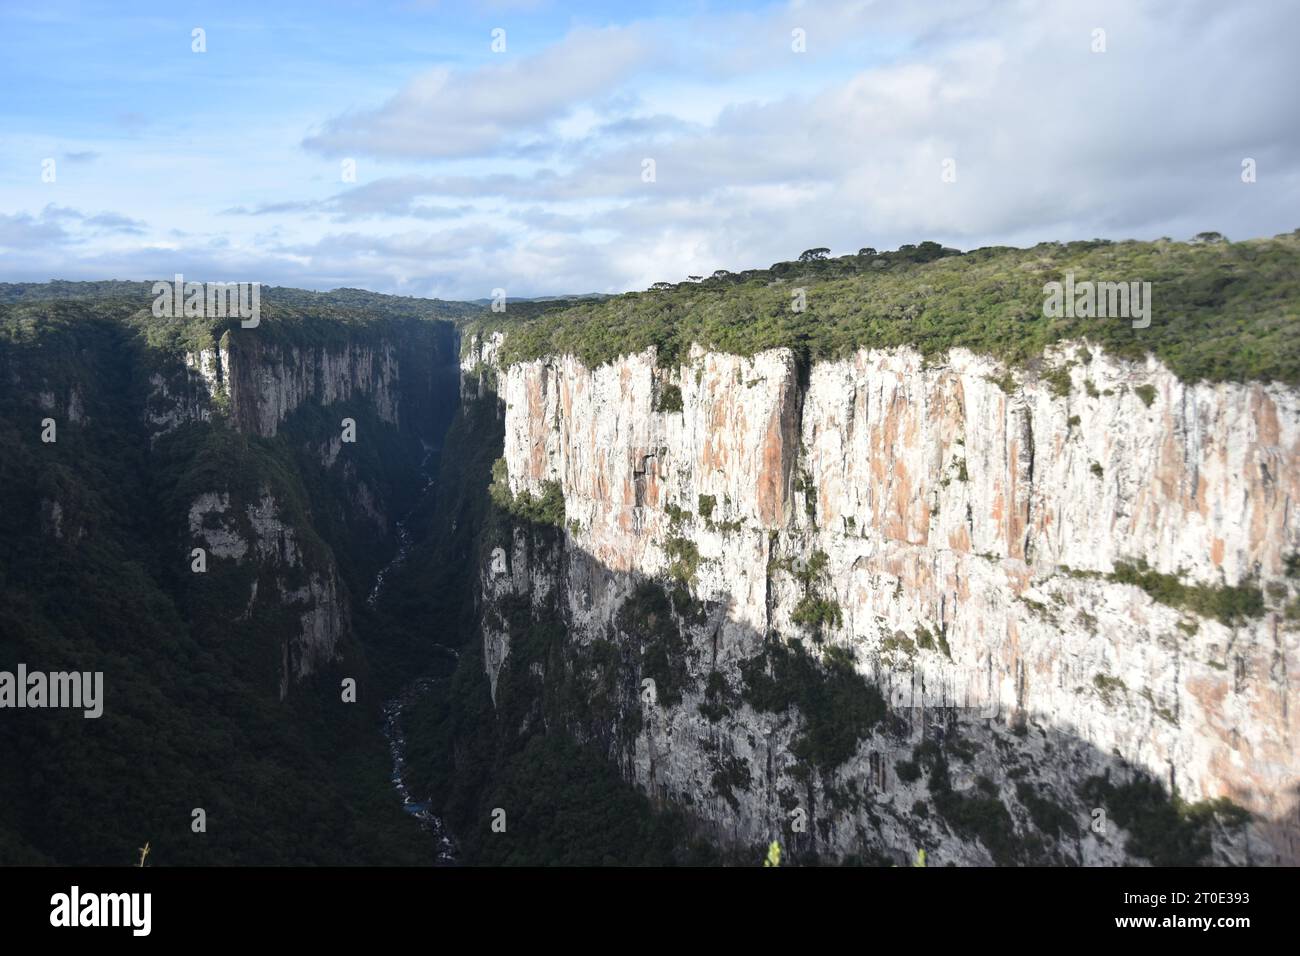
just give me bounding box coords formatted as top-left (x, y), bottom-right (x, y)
top-left (649, 282), bottom-right (674, 291)
top-left (1191, 231), bottom-right (1227, 244)
top-left (711, 269), bottom-right (732, 279)
top-left (857, 247), bottom-right (877, 256)
top-left (687, 275), bottom-right (703, 282)
top-left (798, 247), bottom-right (830, 262)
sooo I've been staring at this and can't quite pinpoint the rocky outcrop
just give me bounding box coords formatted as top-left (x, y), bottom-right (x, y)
top-left (225, 336), bottom-right (402, 438)
top-left (146, 323), bottom-right (459, 440)
top-left (486, 340), bottom-right (1300, 864)
top-left (460, 330), bottom-right (504, 401)
top-left (146, 337), bottom-right (401, 439)
top-left (189, 490), bottom-right (346, 700)
top-left (145, 349), bottom-right (222, 438)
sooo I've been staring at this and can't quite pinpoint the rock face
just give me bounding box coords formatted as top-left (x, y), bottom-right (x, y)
top-left (225, 336), bottom-right (403, 438)
top-left (460, 331), bottom-right (505, 401)
top-left (189, 491), bottom-right (346, 700)
top-left (146, 349), bottom-right (222, 438)
top-left (485, 341), bottom-right (1300, 865)
top-left (142, 322), bottom-right (460, 694)
top-left (147, 332), bottom-right (442, 439)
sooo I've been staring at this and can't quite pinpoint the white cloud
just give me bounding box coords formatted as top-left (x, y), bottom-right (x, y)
top-left (6, 0), bottom-right (1297, 298)
top-left (0, 204), bottom-right (147, 251)
top-left (302, 23), bottom-right (659, 160)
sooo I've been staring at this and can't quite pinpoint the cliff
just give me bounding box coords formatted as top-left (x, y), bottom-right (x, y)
top-left (483, 339), bottom-right (1299, 865)
top-left (159, 322), bottom-right (460, 693)
top-left (149, 321), bottom-right (458, 440)
top-left (0, 294), bottom-right (466, 864)
top-left (9, 305), bottom-right (460, 699)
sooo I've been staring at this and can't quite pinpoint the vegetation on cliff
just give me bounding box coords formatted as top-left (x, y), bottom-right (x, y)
top-left (1080, 773), bottom-right (1250, 866)
top-left (0, 291), bottom-right (459, 864)
top-left (500, 232), bottom-right (1300, 384)
top-left (1062, 559), bottom-right (1266, 627)
top-left (489, 459), bottom-right (566, 527)
top-left (0, 280), bottom-right (476, 356)
top-left (394, 395), bottom-right (717, 865)
top-left (741, 639), bottom-right (886, 772)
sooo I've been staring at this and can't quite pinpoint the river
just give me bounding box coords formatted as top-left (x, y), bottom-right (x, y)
top-left (371, 442), bottom-right (458, 864)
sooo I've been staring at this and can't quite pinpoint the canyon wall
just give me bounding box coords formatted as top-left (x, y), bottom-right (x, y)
top-left (483, 339), bottom-right (1300, 864)
top-left (149, 324), bottom-right (459, 440)
top-left (138, 321), bottom-right (460, 695)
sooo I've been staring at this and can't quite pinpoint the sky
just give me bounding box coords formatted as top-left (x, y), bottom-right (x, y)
top-left (0, 0), bottom-right (1297, 300)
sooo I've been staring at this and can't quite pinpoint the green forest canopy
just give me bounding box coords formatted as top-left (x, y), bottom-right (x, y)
top-left (499, 232), bottom-right (1300, 385)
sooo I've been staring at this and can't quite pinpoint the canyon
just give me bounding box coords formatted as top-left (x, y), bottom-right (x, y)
top-left (2, 249), bottom-right (1296, 866)
top-left (0, 296), bottom-right (463, 864)
top-left (142, 320), bottom-right (459, 700)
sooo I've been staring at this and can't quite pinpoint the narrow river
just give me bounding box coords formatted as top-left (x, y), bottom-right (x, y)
top-left (372, 442), bottom-right (458, 864)
top-left (382, 678), bottom-right (456, 863)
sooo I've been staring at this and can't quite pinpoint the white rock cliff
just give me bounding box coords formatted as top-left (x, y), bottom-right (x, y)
top-left (484, 340), bottom-right (1300, 864)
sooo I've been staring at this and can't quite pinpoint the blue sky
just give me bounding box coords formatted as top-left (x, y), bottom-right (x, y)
top-left (1, 0), bottom-right (1297, 299)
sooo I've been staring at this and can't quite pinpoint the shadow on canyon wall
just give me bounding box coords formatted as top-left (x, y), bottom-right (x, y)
top-left (0, 314), bottom-right (461, 865)
top-left (386, 392), bottom-right (1299, 867)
